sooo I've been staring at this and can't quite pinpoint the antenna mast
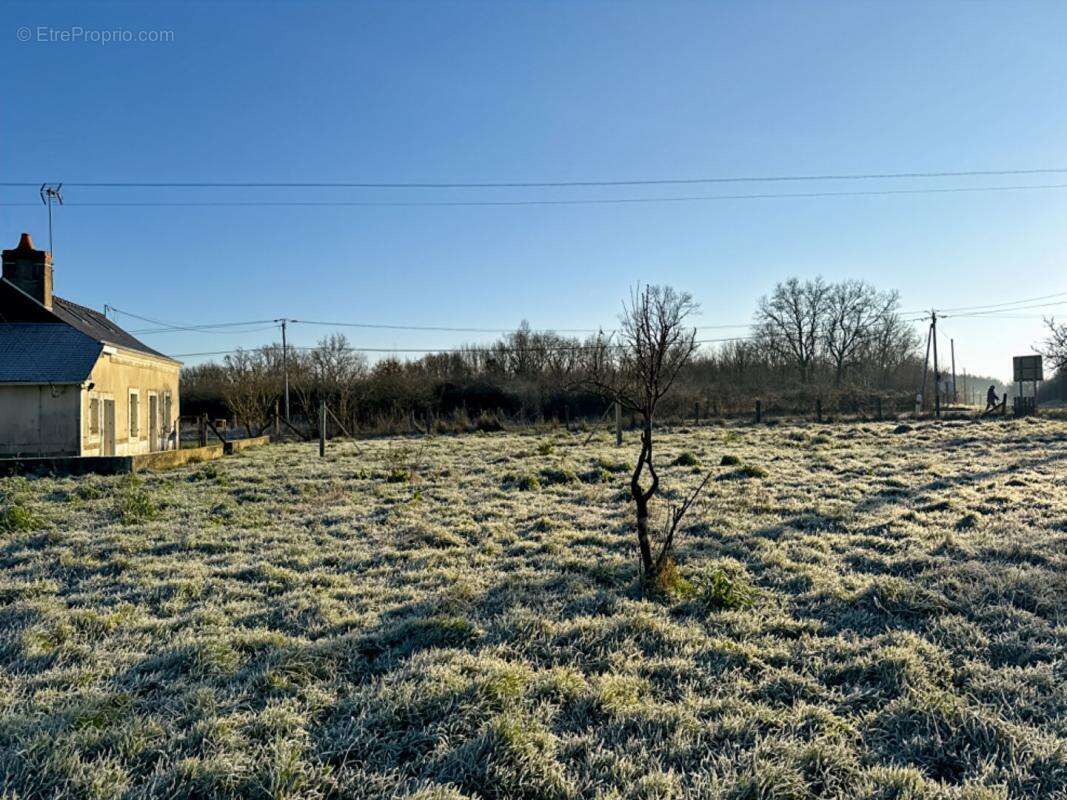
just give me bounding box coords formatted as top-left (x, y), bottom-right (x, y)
top-left (39, 183), bottom-right (63, 260)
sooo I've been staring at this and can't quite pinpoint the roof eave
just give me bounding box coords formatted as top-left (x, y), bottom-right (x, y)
top-left (0, 380), bottom-right (86, 386)
top-left (101, 342), bottom-right (183, 368)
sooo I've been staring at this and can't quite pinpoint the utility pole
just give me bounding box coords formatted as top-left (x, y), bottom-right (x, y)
top-left (950, 338), bottom-right (957, 405)
top-left (931, 310), bottom-right (941, 419)
top-left (276, 318), bottom-right (291, 423)
top-left (319, 399), bottom-right (326, 458)
top-left (39, 184), bottom-right (63, 258)
top-left (920, 323), bottom-right (932, 409)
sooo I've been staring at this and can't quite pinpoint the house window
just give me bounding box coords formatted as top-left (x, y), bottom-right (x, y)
top-left (162, 392), bottom-right (172, 432)
top-left (129, 391), bottom-right (139, 438)
top-left (88, 398), bottom-right (100, 435)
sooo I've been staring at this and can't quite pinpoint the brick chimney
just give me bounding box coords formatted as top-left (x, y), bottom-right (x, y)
top-left (2, 233), bottom-right (52, 309)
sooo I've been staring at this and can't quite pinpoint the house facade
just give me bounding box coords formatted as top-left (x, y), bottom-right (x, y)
top-left (0, 233), bottom-right (181, 457)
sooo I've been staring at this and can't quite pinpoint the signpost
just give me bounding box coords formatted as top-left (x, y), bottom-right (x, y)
top-left (1012, 355), bottom-right (1043, 417)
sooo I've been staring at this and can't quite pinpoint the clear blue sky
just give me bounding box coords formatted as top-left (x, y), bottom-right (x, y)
top-left (3, 0), bottom-right (1067, 381)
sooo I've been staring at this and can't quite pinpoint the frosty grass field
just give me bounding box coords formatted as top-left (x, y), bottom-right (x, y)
top-left (0, 418), bottom-right (1065, 799)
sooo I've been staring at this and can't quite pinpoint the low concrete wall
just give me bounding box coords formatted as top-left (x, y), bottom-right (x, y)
top-left (224, 435), bottom-right (270, 455)
top-left (0, 443), bottom-right (227, 477)
top-left (133, 444), bottom-right (224, 472)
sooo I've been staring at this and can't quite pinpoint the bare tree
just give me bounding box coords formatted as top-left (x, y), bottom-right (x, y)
top-left (221, 348), bottom-right (277, 434)
top-left (755, 277), bottom-right (829, 383)
top-left (823, 281), bottom-right (896, 386)
top-left (1042, 318), bottom-right (1067, 371)
top-left (864, 298), bottom-right (919, 388)
top-left (588, 285), bottom-right (707, 586)
top-left (309, 334), bottom-right (367, 428)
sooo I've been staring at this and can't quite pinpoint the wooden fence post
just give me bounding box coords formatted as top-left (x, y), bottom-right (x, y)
top-left (876, 396), bottom-right (883, 421)
top-left (274, 401), bottom-right (280, 437)
top-left (755, 400), bottom-right (762, 424)
top-left (816, 398), bottom-right (822, 423)
top-left (319, 400), bottom-right (326, 457)
top-left (615, 401), bottom-right (622, 447)
top-left (198, 414), bottom-right (207, 447)
top-left (693, 401), bottom-right (699, 426)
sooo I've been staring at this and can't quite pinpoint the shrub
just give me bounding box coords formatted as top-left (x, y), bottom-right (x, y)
top-left (0, 481), bottom-right (40, 532)
top-left (645, 555), bottom-right (694, 599)
top-left (383, 444), bottom-right (422, 484)
top-left (115, 476), bottom-right (159, 524)
top-left (188, 463), bottom-right (227, 484)
top-left (717, 464), bottom-right (767, 480)
top-left (473, 412), bottom-right (504, 432)
top-left (74, 483), bottom-right (106, 501)
top-left (503, 472), bottom-right (540, 491)
top-left (720, 454), bottom-right (741, 466)
top-left (578, 468), bottom-right (611, 484)
top-left (536, 441), bottom-right (555, 456)
top-left (538, 466), bottom-right (577, 486)
top-left (699, 566), bottom-right (755, 611)
top-left (0, 500), bottom-right (38, 533)
top-left (671, 452), bottom-right (700, 467)
top-left (593, 456), bottom-right (630, 474)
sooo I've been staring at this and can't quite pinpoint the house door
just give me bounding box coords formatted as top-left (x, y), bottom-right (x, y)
top-left (102, 400), bottom-right (116, 456)
top-left (149, 395), bottom-right (159, 452)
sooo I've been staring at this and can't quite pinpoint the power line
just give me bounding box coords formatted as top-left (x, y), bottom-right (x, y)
top-left (935, 291), bottom-right (1067, 314)
top-left (104, 306), bottom-right (277, 332)
top-left (106, 306), bottom-right (752, 336)
top-left (4, 167), bottom-right (1067, 189)
top-left (130, 323), bottom-right (282, 335)
top-left (169, 334), bottom-right (756, 359)
top-left (897, 289), bottom-right (1067, 319)
top-left (104, 285), bottom-right (1063, 363)
top-left (290, 318), bottom-right (597, 334)
top-left (6, 182), bottom-right (1067, 209)
top-left (942, 300), bottom-right (1067, 318)
top-left (934, 313), bottom-right (1049, 321)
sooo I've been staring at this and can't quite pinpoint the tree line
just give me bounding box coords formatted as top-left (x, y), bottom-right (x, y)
top-left (180, 276), bottom-right (1005, 431)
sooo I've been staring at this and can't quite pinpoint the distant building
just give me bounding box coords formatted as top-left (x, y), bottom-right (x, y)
top-left (0, 233), bottom-right (181, 457)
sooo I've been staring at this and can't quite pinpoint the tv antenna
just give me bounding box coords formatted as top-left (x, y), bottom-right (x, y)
top-left (39, 183), bottom-right (63, 259)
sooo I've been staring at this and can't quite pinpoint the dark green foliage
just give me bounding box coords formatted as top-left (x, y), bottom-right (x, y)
top-left (538, 466), bottom-right (577, 486)
top-left (718, 464), bottom-right (767, 480)
top-left (503, 472), bottom-right (540, 491)
top-left (698, 567), bottom-right (755, 611)
top-left (0, 500), bottom-right (38, 533)
top-left (593, 456), bottom-right (630, 474)
top-left (671, 452), bottom-right (700, 467)
top-left (0, 481), bottom-right (40, 532)
top-left (114, 475), bottom-right (159, 524)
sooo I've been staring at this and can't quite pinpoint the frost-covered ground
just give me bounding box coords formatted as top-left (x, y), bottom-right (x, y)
top-left (1, 419), bottom-right (1065, 799)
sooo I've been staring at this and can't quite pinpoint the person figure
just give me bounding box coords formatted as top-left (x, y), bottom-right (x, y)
top-left (985, 385), bottom-right (999, 412)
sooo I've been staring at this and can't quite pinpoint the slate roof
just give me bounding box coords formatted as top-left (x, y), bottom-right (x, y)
top-left (0, 324), bottom-right (103, 383)
top-left (0, 279), bottom-right (179, 380)
top-left (51, 295), bottom-right (173, 361)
